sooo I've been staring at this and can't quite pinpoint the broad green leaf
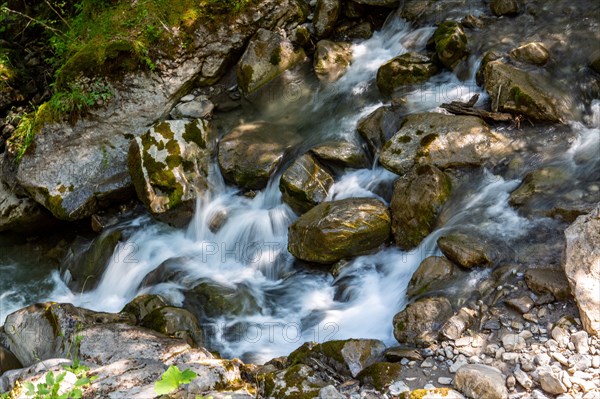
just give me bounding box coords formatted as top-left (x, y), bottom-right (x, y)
top-left (46, 371), bottom-right (55, 386)
top-left (154, 366), bottom-right (198, 395)
top-left (179, 369), bottom-right (197, 384)
top-left (75, 377), bottom-right (90, 386)
top-left (70, 388), bottom-right (83, 398)
top-left (23, 381), bottom-right (35, 394)
top-left (56, 371), bottom-right (66, 384)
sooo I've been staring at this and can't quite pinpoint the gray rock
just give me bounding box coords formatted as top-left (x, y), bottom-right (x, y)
top-left (170, 99), bottom-right (214, 119)
top-left (505, 296), bottom-right (534, 314)
top-left (313, 0), bottom-right (342, 38)
top-left (236, 29), bottom-right (307, 95)
top-left (514, 365), bottom-right (533, 389)
top-left (490, 0), bottom-right (519, 16)
top-left (356, 105), bottom-right (403, 155)
top-left (441, 308), bottom-right (477, 341)
top-left (538, 366), bottom-right (568, 395)
top-left (376, 53), bottom-right (439, 96)
top-left (0, 178), bottom-right (54, 233)
top-left (569, 354), bottom-right (592, 371)
top-left (570, 331), bottom-right (590, 354)
top-left (319, 385), bottom-right (345, 399)
top-left (139, 306), bottom-right (203, 347)
top-left (524, 268), bottom-right (571, 300)
top-left (314, 40), bottom-right (352, 82)
top-left (393, 297), bottom-right (453, 347)
top-left (279, 154), bottom-right (334, 214)
top-left (454, 364), bottom-right (508, 399)
top-left (310, 140), bottom-right (370, 169)
top-left (407, 256), bottom-right (457, 298)
top-left (510, 42), bottom-right (550, 66)
top-left (121, 294), bottom-right (168, 323)
top-left (502, 334), bottom-right (526, 352)
top-left (437, 232), bottom-right (495, 269)
top-left (564, 205), bottom-right (600, 336)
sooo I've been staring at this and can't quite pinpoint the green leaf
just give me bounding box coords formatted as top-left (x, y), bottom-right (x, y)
top-left (70, 388), bottom-right (83, 398)
top-left (179, 369), bottom-right (197, 384)
top-left (154, 366), bottom-right (197, 395)
top-left (24, 381), bottom-right (35, 394)
top-left (75, 377), bottom-right (90, 386)
top-left (37, 384), bottom-right (50, 395)
top-left (46, 371), bottom-right (55, 386)
top-left (56, 371), bottom-right (67, 384)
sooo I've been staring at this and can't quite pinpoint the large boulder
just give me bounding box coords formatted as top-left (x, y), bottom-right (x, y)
top-left (393, 297), bottom-right (453, 347)
top-left (431, 21), bottom-right (468, 70)
top-left (454, 364), bottom-right (508, 399)
top-left (2, 0), bottom-right (308, 222)
top-left (356, 106), bottom-right (403, 154)
top-left (139, 306), bottom-right (204, 347)
top-left (236, 28), bottom-right (307, 95)
top-left (184, 281), bottom-right (260, 319)
top-left (279, 154), bottom-right (334, 214)
top-left (288, 198), bottom-right (391, 264)
top-left (0, 178), bottom-right (54, 233)
top-left (313, 0), bottom-right (342, 38)
top-left (437, 232), bottom-right (495, 269)
top-left (390, 165), bottom-right (451, 250)
top-left (128, 119), bottom-right (211, 226)
top-left (482, 59), bottom-right (573, 123)
top-left (217, 121), bottom-right (302, 190)
top-left (376, 53), bottom-right (439, 96)
top-left (510, 42), bottom-right (550, 66)
top-left (314, 40), bottom-right (353, 82)
top-left (564, 205), bottom-right (600, 336)
top-left (379, 113), bottom-right (507, 176)
top-left (407, 256), bottom-right (457, 297)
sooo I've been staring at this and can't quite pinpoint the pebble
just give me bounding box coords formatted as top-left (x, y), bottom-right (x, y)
top-left (552, 326), bottom-right (570, 347)
top-left (503, 334), bottom-right (526, 351)
top-left (449, 355), bottom-right (468, 373)
top-left (592, 355), bottom-right (600, 368)
top-left (514, 366), bottom-right (533, 389)
top-left (455, 337), bottom-right (472, 347)
top-left (570, 331), bottom-right (590, 354)
top-left (502, 352), bottom-right (519, 364)
top-left (506, 374), bottom-right (516, 389)
top-left (438, 377), bottom-right (453, 385)
top-left (552, 352), bottom-right (569, 367)
top-left (421, 358), bottom-right (435, 368)
top-left (569, 354), bottom-right (592, 371)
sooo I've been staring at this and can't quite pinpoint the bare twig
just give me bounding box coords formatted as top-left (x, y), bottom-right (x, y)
top-left (1, 5), bottom-right (67, 37)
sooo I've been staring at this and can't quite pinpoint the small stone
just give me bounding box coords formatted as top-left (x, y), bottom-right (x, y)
top-left (538, 366), bottom-right (568, 395)
top-left (455, 337), bottom-right (472, 347)
top-left (532, 390), bottom-right (551, 399)
top-left (503, 352), bottom-right (519, 364)
top-left (484, 320), bottom-right (502, 330)
top-left (388, 380), bottom-right (410, 395)
top-left (592, 355), bottom-right (600, 368)
top-left (319, 385), bottom-right (345, 399)
top-left (438, 377), bottom-right (453, 385)
top-left (571, 331), bottom-right (590, 354)
top-left (520, 330), bottom-right (533, 340)
top-left (506, 374), bottom-right (516, 389)
top-left (505, 296), bottom-right (535, 314)
top-left (454, 364), bottom-right (509, 399)
top-left (421, 358), bottom-right (435, 368)
top-left (520, 355), bottom-right (536, 372)
top-left (450, 355), bottom-right (469, 373)
top-left (503, 334), bottom-right (526, 351)
top-left (180, 94), bottom-right (195, 102)
top-left (570, 376), bottom-right (596, 393)
top-left (552, 326), bottom-right (570, 347)
top-left (536, 353), bottom-right (551, 366)
top-left (445, 346), bottom-right (455, 359)
top-left (552, 352), bottom-right (569, 366)
top-left (569, 354), bottom-right (592, 371)
top-left (514, 365), bottom-right (533, 389)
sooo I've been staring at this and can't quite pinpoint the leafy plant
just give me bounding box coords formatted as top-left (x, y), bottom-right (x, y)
top-left (154, 366), bottom-right (197, 395)
top-left (22, 369), bottom-right (90, 399)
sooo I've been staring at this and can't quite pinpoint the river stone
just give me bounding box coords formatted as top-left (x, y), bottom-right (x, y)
top-left (379, 113), bottom-right (507, 176)
top-left (390, 165), bottom-right (452, 250)
top-left (393, 297), bottom-right (453, 347)
top-left (538, 366), bottom-right (567, 395)
top-left (524, 268), bottom-right (571, 300)
top-left (279, 154), bottom-right (334, 214)
top-left (217, 121), bottom-right (302, 190)
top-left (184, 282), bottom-right (259, 319)
top-left (356, 362), bottom-right (403, 391)
top-left (483, 59), bottom-right (573, 123)
top-left (431, 21), bottom-right (468, 70)
top-left (170, 99), bottom-right (214, 119)
top-left (407, 256), bottom-right (457, 297)
top-left (564, 205), bottom-right (600, 336)
top-left (510, 42), bottom-right (550, 66)
top-left (376, 52), bottom-right (439, 96)
top-left (437, 232), bottom-right (495, 269)
top-left (314, 40), bottom-right (352, 82)
top-left (128, 119), bottom-right (211, 226)
top-left (454, 364), bottom-right (508, 399)
top-left (288, 198), bottom-right (391, 264)
top-left (490, 0), bottom-right (519, 16)
top-left (288, 339), bottom-right (386, 377)
top-left (121, 294), bottom-right (168, 323)
top-left (0, 178), bottom-right (54, 233)
top-left (259, 363), bottom-right (327, 398)
top-left (314, 0), bottom-right (342, 38)
top-left (3, 0), bottom-right (307, 223)
top-left (140, 306), bottom-right (203, 347)
top-left (236, 29), bottom-right (307, 95)
top-left (356, 105), bottom-right (403, 154)
top-left (310, 140), bottom-right (370, 169)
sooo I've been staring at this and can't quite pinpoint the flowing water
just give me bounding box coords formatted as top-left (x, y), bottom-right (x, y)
top-left (2, 8), bottom-right (599, 364)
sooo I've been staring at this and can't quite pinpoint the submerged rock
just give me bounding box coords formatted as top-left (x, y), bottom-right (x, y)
top-left (431, 21), bottom-right (468, 70)
top-left (564, 205), bottom-right (600, 336)
top-left (437, 232), bottom-right (495, 269)
top-left (217, 121), bottom-right (301, 190)
top-left (407, 256), bottom-right (458, 297)
top-left (128, 119), bottom-right (211, 227)
top-left (390, 165), bottom-right (452, 250)
top-left (314, 40), bottom-right (353, 82)
top-left (279, 154), bottom-right (334, 214)
top-left (236, 29), bottom-right (307, 95)
top-left (376, 52), bottom-right (439, 96)
top-left (288, 198), bottom-right (391, 264)
top-left (393, 297), bottom-right (453, 347)
top-left (510, 42), bottom-right (550, 66)
top-left (313, 0), bottom-right (342, 38)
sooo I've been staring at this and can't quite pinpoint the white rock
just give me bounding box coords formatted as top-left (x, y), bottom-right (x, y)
top-left (514, 366), bottom-right (533, 390)
top-left (439, 377), bottom-right (453, 385)
top-left (319, 385), bottom-right (345, 399)
top-left (571, 331), bottom-right (590, 354)
top-left (454, 364), bottom-right (508, 399)
top-left (503, 334), bottom-right (526, 351)
top-left (538, 366), bottom-right (568, 395)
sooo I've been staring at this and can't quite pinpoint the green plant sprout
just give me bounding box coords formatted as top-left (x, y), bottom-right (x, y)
top-left (154, 365), bottom-right (197, 395)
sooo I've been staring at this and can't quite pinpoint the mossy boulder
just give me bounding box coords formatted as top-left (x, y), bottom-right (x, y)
top-left (393, 297), bottom-right (453, 347)
top-left (314, 40), bottom-right (353, 82)
top-left (379, 113), bottom-right (506, 176)
top-left (510, 42), bottom-right (550, 66)
top-left (310, 140), bottom-right (371, 169)
top-left (313, 0), bottom-right (342, 39)
top-left (287, 339), bottom-right (385, 377)
top-left (217, 121), bottom-right (302, 190)
top-left (121, 294), bottom-right (168, 323)
top-left (431, 21), bottom-right (468, 70)
top-left (184, 282), bottom-right (260, 319)
top-left (356, 105), bottom-right (404, 154)
top-left (407, 256), bottom-right (457, 297)
top-left (483, 59), bottom-right (573, 122)
top-left (390, 165), bottom-right (451, 250)
top-left (437, 232), bottom-right (495, 269)
top-left (288, 198), bottom-right (391, 264)
top-left (490, 0), bottom-right (519, 16)
top-left (376, 53), bottom-right (439, 96)
top-left (357, 362), bottom-right (403, 391)
top-left (258, 363), bottom-right (326, 398)
top-left (279, 154), bottom-right (335, 214)
top-left (236, 29), bottom-right (307, 95)
top-left (128, 119), bottom-right (212, 227)
top-left (140, 306), bottom-right (203, 347)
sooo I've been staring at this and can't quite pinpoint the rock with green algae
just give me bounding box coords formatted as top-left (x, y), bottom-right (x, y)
top-left (313, 0), bottom-right (342, 39)
top-left (310, 140), bottom-right (371, 169)
top-left (218, 121), bottom-right (302, 190)
top-left (356, 362), bottom-right (402, 391)
top-left (121, 294), bottom-right (168, 323)
top-left (258, 363), bottom-right (327, 398)
top-left (280, 153), bottom-right (334, 214)
top-left (376, 52), bottom-right (439, 96)
top-left (288, 198), bottom-right (391, 264)
top-left (407, 256), bottom-right (458, 298)
top-left (393, 297), bottom-right (453, 347)
top-left (437, 232), bottom-right (495, 269)
top-left (313, 40), bottom-right (353, 82)
top-left (128, 119), bottom-right (212, 227)
top-left (390, 165), bottom-right (452, 250)
top-left (184, 281), bottom-right (260, 319)
top-left (140, 306), bottom-right (204, 347)
top-left (510, 42), bottom-right (550, 66)
top-left (356, 105), bottom-right (404, 155)
top-left (431, 21), bottom-right (468, 70)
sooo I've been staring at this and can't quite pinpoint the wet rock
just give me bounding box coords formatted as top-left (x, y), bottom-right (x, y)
top-left (0, 346), bottom-right (22, 374)
top-left (564, 205), bottom-right (600, 336)
top-left (376, 52), bottom-right (439, 96)
top-left (0, 179), bottom-right (55, 233)
top-left (356, 362), bottom-right (402, 391)
top-left (288, 339), bottom-right (385, 377)
top-left (454, 364), bottom-right (508, 399)
top-left (397, 0), bottom-right (472, 26)
top-left (336, 21), bottom-right (374, 40)
top-left (140, 306), bottom-right (203, 347)
top-left (483, 59), bottom-right (573, 123)
top-left (538, 366), bottom-right (568, 395)
top-left (490, 0), bottom-right (519, 16)
top-left (314, 40), bottom-right (352, 82)
top-left (379, 113), bottom-right (507, 176)
top-left (121, 294), bottom-right (168, 323)
top-left (356, 105), bottom-right (403, 155)
top-left (313, 0), bottom-right (342, 38)
top-left (258, 363), bottom-right (327, 398)
top-left (291, 24), bottom-right (312, 47)
top-left (170, 99), bottom-right (214, 119)
top-left (217, 121), bottom-right (301, 190)
top-left (390, 165), bottom-right (452, 250)
top-left (393, 297), bottom-right (453, 347)
top-left (524, 268), bottom-right (571, 300)
top-left (431, 21), bottom-right (468, 70)
top-left (280, 154), bottom-right (334, 214)
top-left (510, 42), bottom-right (550, 66)
top-left (437, 232), bottom-right (495, 269)
top-left (288, 198), bottom-right (391, 264)
top-left (236, 29), bottom-right (306, 95)
top-left (310, 140), bottom-right (370, 169)
top-left (184, 282), bottom-right (259, 319)
top-left (384, 347), bottom-right (423, 362)
top-left (128, 119), bottom-right (211, 226)
top-left (407, 256), bottom-right (457, 297)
